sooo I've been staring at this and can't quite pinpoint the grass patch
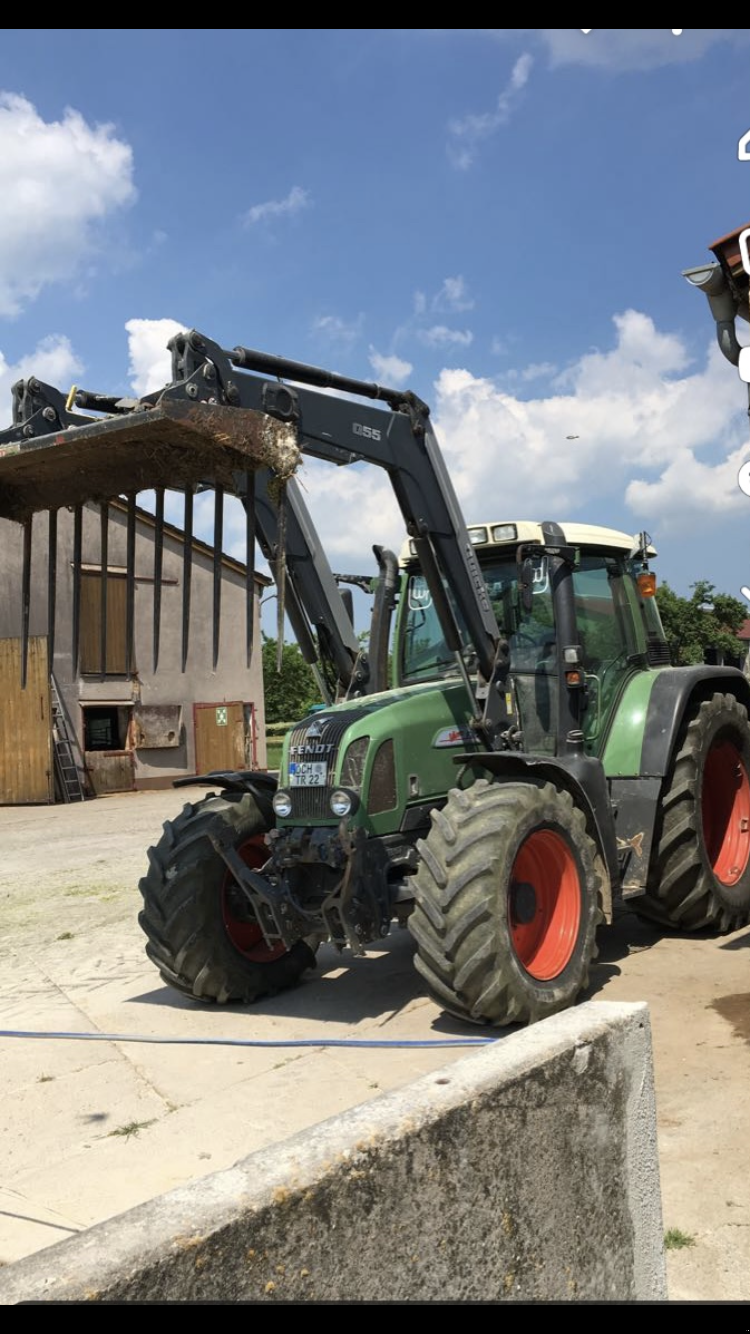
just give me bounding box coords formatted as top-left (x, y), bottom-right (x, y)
top-left (108, 1119), bottom-right (157, 1140)
top-left (64, 883), bottom-right (111, 898)
top-left (38, 1075), bottom-right (55, 1084)
top-left (664, 1228), bottom-right (696, 1251)
top-left (57, 932), bottom-right (74, 941)
top-left (265, 743), bottom-right (283, 771)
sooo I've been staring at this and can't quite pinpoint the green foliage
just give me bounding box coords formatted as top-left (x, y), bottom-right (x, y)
top-left (262, 636), bottom-right (321, 725)
top-left (656, 582), bottom-right (747, 667)
top-left (664, 1228), bottom-right (696, 1252)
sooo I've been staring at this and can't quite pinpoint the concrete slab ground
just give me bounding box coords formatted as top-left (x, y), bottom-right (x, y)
top-left (0, 790), bottom-right (749, 1301)
top-left (0, 1004), bottom-right (667, 1304)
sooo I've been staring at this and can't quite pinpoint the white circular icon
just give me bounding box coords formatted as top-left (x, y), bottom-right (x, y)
top-left (739, 462), bottom-right (750, 498)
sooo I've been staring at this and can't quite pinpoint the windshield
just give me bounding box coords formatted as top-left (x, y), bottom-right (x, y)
top-left (401, 557), bottom-right (555, 683)
top-left (401, 553), bottom-right (637, 681)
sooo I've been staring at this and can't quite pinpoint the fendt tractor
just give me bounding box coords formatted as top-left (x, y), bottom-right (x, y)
top-left (0, 223), bottom-right (748, 1027)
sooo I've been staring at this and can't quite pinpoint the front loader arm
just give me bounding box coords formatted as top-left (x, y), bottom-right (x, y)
top-left (0, 329), bottom-right (509, 739)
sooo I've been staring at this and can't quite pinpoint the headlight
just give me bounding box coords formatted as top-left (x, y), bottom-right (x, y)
top-left (492, 524), bottom-right (518, 544)
top-left (273, 790), bottom-right (293, 819)
top-left (330, 789), bottom-right (359, 818)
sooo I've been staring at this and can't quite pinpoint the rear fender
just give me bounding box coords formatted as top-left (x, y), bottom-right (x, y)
top-left (641, 667), bottom-right (750, 776)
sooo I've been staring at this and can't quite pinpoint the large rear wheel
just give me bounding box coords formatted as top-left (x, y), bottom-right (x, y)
top-left (409, 780), bottom-right (605, 1026)
top-left (635, 693), bottom-right (750, 933)
top-left (138, 792), bottom-right (317, 1003)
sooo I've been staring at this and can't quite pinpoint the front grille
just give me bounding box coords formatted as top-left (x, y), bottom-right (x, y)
top-left (286, 709), bottom-right (364, 822)
top-left (290, 787), bottom-right (333, 820)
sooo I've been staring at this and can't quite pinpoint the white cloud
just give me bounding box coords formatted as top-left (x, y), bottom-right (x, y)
top-left (243, 186), bottom-right (310, 227)
top-left (503, 360), bottom-right (559, 385)
top-left (420, 325), bottom-right (474, 349)
top-left (430, 312), bottom-right (748, 529)
top-left (291, 310), bottom-right (749, 574)
top-left (538, 28), bottom-right (750, 71)
top-left (292, 459), bottom-right (406, 565)
top-left (0, 93), bottom-right (135, 317)
top-left (448, 53), bottom-right (533, 169)
top-left (369, 348), bottom-right (414, 387)
top-left (421, 29), bottom-right (750, 71)
top-left (0, 335), bottom-right (82, 425)
top-left (313, 313), bottom-right (364, 349)
top-left (433, 276), bottom-right (475, 313)
top-left (125, 318), bottom-right (187, 396)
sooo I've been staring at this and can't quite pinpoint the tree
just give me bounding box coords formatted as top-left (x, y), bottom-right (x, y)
top-left (656, 581), bottom-right (747, 667)
top-left (262, 636), bottom-right (321, 724)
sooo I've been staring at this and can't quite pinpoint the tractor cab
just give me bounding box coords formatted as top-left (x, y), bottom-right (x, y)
top-left (396, 522), bottom-right (666, 760)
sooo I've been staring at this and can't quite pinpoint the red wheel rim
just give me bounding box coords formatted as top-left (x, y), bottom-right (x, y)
top-left (509, 829), bottom-right (582, 981)
top-left (702, 741), bottom-right (750, 887)
top-left (221, 836), bottom-right (287, 963)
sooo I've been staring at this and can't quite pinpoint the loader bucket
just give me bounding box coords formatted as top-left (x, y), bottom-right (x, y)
top-left (0, 397), bottom-right (300, 523)
top-left (0, 393), bottom-right (301, 684)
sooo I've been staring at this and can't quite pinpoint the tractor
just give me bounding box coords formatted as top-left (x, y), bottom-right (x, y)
top-left (0, 224), bottom-right (748, 1026)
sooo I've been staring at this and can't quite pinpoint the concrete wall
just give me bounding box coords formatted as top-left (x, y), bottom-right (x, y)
top-left (0, 1002), bottom-right (667, 1304)
top-left (0, 502), bottom-right (268, 784)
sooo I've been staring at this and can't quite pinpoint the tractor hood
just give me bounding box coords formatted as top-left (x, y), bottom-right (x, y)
top-left (279, 680), bottom-right (481, 835)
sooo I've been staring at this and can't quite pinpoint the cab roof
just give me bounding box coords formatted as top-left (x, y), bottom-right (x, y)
top-left (399, 521), bottom-right (657, 566)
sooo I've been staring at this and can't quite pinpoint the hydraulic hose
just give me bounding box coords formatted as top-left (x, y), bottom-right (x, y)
top-left (0, 1029), bottom-right (496, 1050)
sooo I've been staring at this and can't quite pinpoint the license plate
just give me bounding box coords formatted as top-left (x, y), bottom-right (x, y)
top-left (290, 762), bottom-right (328, 788)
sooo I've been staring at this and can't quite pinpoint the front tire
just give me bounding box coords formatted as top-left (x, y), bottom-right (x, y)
top-left (409, 780), bottom-right (604, 1027)
top-left (138, 792), bottom-right (317, 1003)
top-left (635, 693), bottom-right (750, 933)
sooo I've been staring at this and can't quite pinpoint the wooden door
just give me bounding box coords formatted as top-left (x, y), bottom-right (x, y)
top-left (0, 637), bottom-right (53, 804)
top-left (194, 702), bottom-right (246, 774)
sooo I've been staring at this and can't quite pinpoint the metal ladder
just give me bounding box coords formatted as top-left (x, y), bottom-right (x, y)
top-left (51, 675), bottom-right (86, 803)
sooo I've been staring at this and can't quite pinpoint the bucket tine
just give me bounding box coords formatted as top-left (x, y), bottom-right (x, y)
top-left (213, 484), bottom-right (224, 670)
top-left (47, 510), bottom-right (58, 671)
top-left (276, 481), bottom-right (287, 673)
top-left (182, 489), bottom-right (193, 673)
top-left (245, 471), bottom-right (256, 668)
top-left (72, 506), bottom-right (82, 673)
top-left (126, 494), bottom-right (137, 676)
top-left (153, 488), bottom-right (165, 672)
top-left (100, 504), bottom-right (108, 680)
top-left (21, 518), bottom-right (32, 689)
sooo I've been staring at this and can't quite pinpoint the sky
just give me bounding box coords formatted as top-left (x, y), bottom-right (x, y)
top-left (0, 27), bottom-right (749, 632)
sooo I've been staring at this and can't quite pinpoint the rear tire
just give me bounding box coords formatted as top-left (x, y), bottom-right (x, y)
top-left (635, 693), bottom-right (750, 933)
top-left (138, 792), bottom-right (317, 1003)
top-left (409, 780), bottom-right (604, 1027)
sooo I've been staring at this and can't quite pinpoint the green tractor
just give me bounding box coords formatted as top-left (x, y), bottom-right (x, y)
top-left (138, 513), bottom-right (749, 1028)
top-left (0, 291), bottom-right (748, 1027)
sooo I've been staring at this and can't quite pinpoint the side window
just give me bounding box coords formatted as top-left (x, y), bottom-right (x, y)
top-left (573, 562), bottom-right (633, 670)
top-left (573, 560), bottom-right (637, 744)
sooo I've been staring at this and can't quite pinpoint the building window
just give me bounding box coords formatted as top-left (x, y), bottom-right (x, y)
top-left (79, 572), bottom-right (132, 676)
top-left (83, 706), bottom-right (132, 753)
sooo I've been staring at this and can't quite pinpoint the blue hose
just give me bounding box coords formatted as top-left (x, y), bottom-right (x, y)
top-left (0, 1029), bottom-right (495, 1050)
